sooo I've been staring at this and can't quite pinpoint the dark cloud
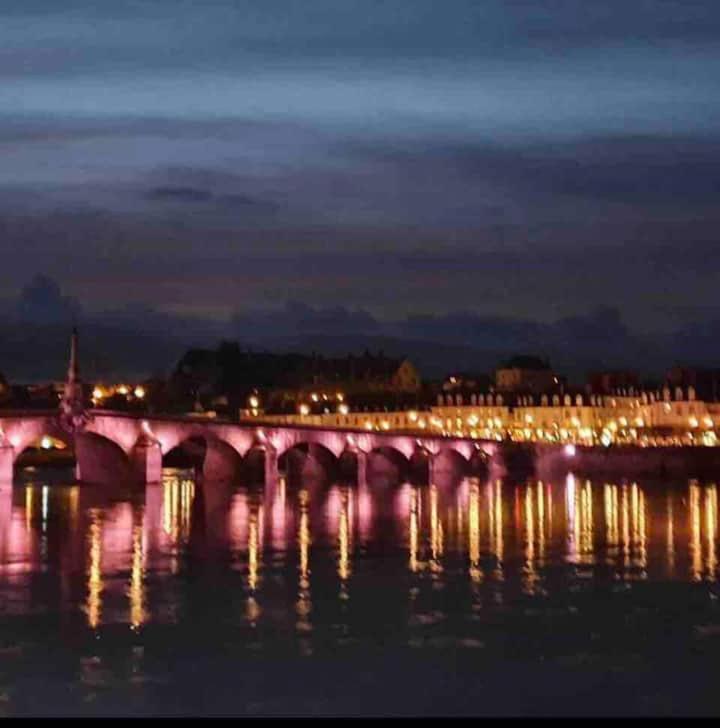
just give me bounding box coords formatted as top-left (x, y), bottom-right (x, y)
top-left (3, 1), bottom-right (720, 73)
top-left (0, 275), bottom-right (718, 383)
top-left (148, 186), bottom-right (213, 203)
top-left (15, 274), bottom-right (82, 324)
top-left (0, 1), bottom-right (719, 361)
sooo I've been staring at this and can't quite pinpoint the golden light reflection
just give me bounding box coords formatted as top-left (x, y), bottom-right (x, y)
top-left (129, 522), bottom-right (145, 628)
top-left (685, 481), bottom-right (719, 582)
top-left (245, 499), bottom-right (262, 623)
top-left (338, 487), bottom-right (352, 581)
top-left (468, 480), bottom-right (481, 582)
top-left (621, 484), bottom-right (630, 571)
top-left (296, 488), bottom-right (312, 634)
top-left (85, 510), bottom-right (103, 629)
top-left (248, 504), bottom-right (262, 591)
top-left (566, 474), bottom-right (578, 562)
top-left (457, 485), bottom-right (465, 543)
top-left (162, 475), bottom-right (195, 544)
top-left (299, 490), bottom-right (310, 586)
top-left (604, 484), bottom-right (619, 555)
top-left (690, 481), bottom-right (702, 581)
top-left (666, 492), bottom-right (675, 575)
top-left (25, 487), bottom-right (33, 532)
top-left (537, 481), bottom-right (546, 563)
top-left (409, 486), bottom-right (419, 573)
top-left (429, 485), bottom-right (443, 569)
top-left (631, 483), bottom-right (639, 552)
top-left (523, 485), bottom-right (537, 593)
top-left (562, 476), bottom-right (595, 564)
top-left (635, 483), bottom-right (647, 574)
top-left (580, 480), bottom-right (594, 558)
top-left (487, 480), bottom-right (504, 579)
top-left (705, 484), bottom-right (717, 580)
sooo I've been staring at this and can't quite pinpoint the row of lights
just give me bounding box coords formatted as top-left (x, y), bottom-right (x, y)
top-left (293, 404), bottom-right (720, 448)
top-left (92, 384), bottom-right (145, 406)
top-left (297, 392), bottom-right (346, 417)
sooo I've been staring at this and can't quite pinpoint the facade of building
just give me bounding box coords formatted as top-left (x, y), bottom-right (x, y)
top-left (256, 382), bottom-right (720, 448)
top-left (494, 355), bottom-right (558, 395)
top-left (665, 367), bottom-right (720, 402)
top-left (264, 354), bottom-right (422, 414)
top-left (588, 370), bottom-right (641, 395)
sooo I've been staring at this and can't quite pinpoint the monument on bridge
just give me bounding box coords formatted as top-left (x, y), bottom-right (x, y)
top-left (59, 327), bottom-right (89, 434)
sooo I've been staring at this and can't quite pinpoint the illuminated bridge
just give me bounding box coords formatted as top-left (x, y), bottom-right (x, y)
top-left (0, 408), bottom-right (498, 487)
top-left (3, 331), bottom-right (714, 487)
top-left (0, 333), bottom-right (501, 486)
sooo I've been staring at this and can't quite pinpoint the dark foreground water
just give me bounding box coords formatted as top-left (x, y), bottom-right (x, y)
top-left (1, 468), bottom-right (720, 716)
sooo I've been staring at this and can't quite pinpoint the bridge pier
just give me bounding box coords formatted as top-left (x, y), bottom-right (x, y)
top-left (410, 445), bottom-right (433, 484)
top-left (131, 436), bottom-right (163, 485)
top-left (143, 482), bottom-right (164, 553)
top-left (264, 446), bottom-right (279, 491)
top-left (356, 449), bottom-right (368, 488)
top-left (203, 438), bottom-right (242, 482)
top-left (0, 479), bottom-right (12, 561)
top-left (426, 449), bottom-right (469, 488)
top-left (0, 441), bottom-right (13, 486)
top-left (428, 452), bottom-right (438, 484)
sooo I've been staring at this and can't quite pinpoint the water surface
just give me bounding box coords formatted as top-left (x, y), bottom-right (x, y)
top-left (1, 469), bottom-right (719, 716)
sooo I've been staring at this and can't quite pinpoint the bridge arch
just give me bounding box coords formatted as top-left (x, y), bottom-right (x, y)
top-left (431, 447), bottom-right (470, 485)
top-left (74, 431), bottom-right (133, 485)
top-left (13, 433), bottom-right (76, 478)
top-left (368, 445), bottom-right (410, 486)
top-left (162, 433), bottom-right (242, 483)
top-left (279, 441), bottom-right (339, 484)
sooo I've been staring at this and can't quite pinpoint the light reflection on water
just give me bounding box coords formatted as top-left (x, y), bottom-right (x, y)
top-left (3, 472), bottom-right (720, 624)
top-left (2, 469), bottom-right (720, 714)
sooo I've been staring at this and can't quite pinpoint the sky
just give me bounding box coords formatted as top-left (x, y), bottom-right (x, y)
top-left (1, 1), bottom-right (720, 379)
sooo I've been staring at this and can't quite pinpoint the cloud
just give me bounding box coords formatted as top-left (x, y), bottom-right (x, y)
top-left (148, 186), bottom-right (213, 202)
top-left (14, 274), bottom-right (82, 324)
top-left (1, 275), bottom-right (720, 383)
top-left (0, 3), bottom-right (719, 337)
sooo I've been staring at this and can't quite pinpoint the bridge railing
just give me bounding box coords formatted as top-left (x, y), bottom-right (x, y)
top-left (0, 406), bottom-right (491, 445)
top-left (0, 409), bottom-right (59, 418)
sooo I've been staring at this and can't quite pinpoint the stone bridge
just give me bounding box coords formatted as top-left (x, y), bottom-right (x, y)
top-left (0, 409), bottom-right (501, 487)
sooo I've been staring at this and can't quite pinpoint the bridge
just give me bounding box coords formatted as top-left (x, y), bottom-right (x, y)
top-left (0, 331), bottom-right (499, 487)
top-left (0, 408), bottom-right (499, 486)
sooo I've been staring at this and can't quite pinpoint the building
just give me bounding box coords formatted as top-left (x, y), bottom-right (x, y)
top-left (494, 355), bottom-right (558, 395)
top-left (296, 352), bottom-right (420, 394)
top-left (264, 352), bottom-right (422, 414)
top-left (665, 367), bottom-right (720, 402)
top-left (169, 344), bottom-right (422, 416)
top-left (587, 370), bottom-right (641, 395)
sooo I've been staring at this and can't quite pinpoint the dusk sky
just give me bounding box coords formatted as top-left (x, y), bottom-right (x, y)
top-left (2, 1), bottom-right (720, 377)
